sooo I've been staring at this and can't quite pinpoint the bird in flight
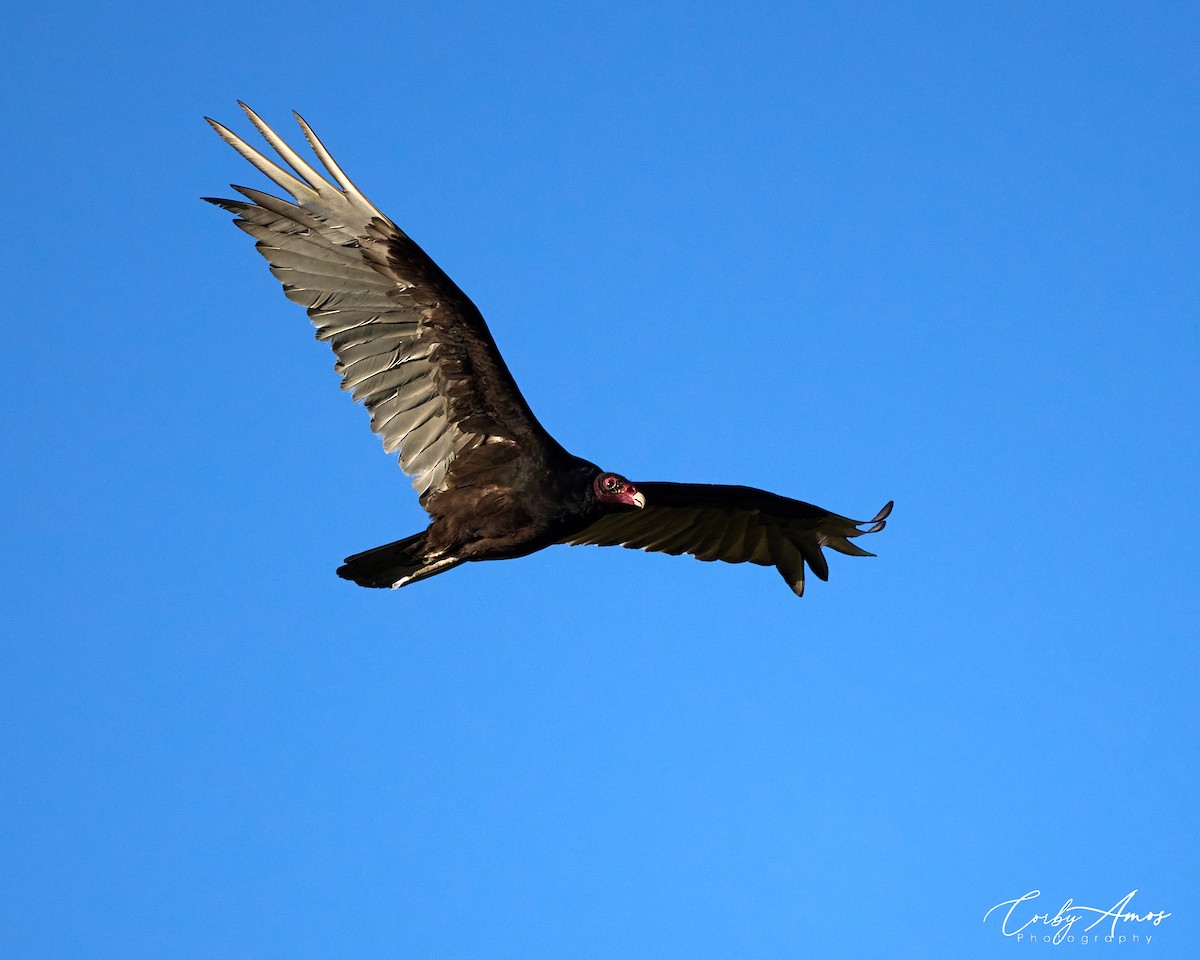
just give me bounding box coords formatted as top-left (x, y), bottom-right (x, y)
top-left (205, 104), bottom-right (892, 597)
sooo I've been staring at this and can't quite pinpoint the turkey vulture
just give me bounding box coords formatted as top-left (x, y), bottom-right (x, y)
top-left (205, 104), bottom-right (892, 597)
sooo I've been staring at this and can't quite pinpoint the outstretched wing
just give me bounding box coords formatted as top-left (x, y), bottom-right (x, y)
top-left (564, 483), bottom-right (893, 597)
top-left (204, 103), bottom-right (566, 504)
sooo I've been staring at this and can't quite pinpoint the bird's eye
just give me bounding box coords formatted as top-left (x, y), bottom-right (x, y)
top-left (604, 476), bottom-right (621, 492)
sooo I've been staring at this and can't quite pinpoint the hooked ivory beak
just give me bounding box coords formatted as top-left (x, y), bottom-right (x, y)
top-left (630, 490), bottom-right (646, 509)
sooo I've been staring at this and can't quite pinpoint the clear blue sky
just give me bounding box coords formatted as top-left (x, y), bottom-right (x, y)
top-left (2, 2), bottom-right (1197, 957)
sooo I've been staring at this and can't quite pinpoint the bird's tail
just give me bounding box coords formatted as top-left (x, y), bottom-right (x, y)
top-left (336, 531), bottom-right (463, 589)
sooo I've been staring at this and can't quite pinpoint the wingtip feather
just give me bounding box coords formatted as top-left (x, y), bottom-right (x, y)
top-left (847, 500), bottom-right (894, 537)
top-left (290, 110), bottom-right (382, 217)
